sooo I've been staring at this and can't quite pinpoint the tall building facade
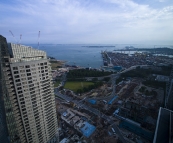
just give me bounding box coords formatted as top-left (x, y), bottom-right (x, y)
top-left (0, 35), bottom-right (58, 143)
top-left (0, 35), bottom-right (10, 143)
top-left (153, 65), bottom-right (173, 143)
top-left (153, 107), bottom-right (173, 143)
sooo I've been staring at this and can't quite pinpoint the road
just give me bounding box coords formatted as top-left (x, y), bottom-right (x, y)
top-left (55, 90), bottom-right (127, 143)
top-left (55, 65), bottom-right (152, 142)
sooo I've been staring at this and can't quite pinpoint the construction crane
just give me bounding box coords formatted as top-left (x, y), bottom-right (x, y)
top-left (9, 30), bottom-right (17, 43)
top-left (38, 31), bottom-right (40, 49)
top-left (19, 34), bottom-right (22, 45)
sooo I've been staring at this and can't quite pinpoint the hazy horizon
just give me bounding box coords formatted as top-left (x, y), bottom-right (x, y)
top-left (1, 0), bottom-right (173, 45)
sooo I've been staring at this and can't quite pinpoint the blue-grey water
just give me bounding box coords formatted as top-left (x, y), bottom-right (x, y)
top-left (27, 44), bottom-right (173, 68)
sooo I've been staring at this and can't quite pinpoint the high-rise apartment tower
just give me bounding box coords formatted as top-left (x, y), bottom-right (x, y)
top-left (0, 35), bottom-right (58, 143)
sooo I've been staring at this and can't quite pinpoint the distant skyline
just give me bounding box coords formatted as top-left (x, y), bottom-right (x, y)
top-left (0, 0), bottom-right (173, 45)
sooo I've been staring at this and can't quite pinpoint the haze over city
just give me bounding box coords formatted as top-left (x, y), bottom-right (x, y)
top-left (1, 0), bottom-right (173, 44)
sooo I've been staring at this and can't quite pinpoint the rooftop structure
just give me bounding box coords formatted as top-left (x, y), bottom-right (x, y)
top-left (59, 138), bottom-right (69, 143)
top-left (155, 75), bottom-right (169, 82)
top-left (80, 122), bottom-right (96, 138)
top-left (61, 108), bottom-right (96, 138)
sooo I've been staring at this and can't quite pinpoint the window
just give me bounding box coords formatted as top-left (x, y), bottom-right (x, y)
top-left (28, 81), bottom-right (32, 84)
top-left (27, 73), bottom-right (31, 76)
top-left (19, 94), bottom-right (23, 98)
top-left (30, 88), bottom-right (34, 91)
top-left (22, 108), bottom-right (26, 111)
top-left (31, 97), bottom-right (36, 101)
top-left (13, 67), bottom-right (18, 70)
top-left (23, 115), bottom-right (27, 118)
top-left (16, 83), bottom-right (21, 86)
top-left (21, 101), bottom-right (25, 104)
top-left (17, 87), bottom-right (22, 90)
top-left (15, 79), bottom-right (20, 82)
top-left (14, 75), bottom-right (19, 78)
top-left (20, 70), bottom-right (25, 73)
top-left (30, 91), bottom-right (35, 94)
top-left (18, 91), bottom-right (22, 94)
top-left (28, 77), bottom-right (32, 80)
top-left (21, 78), bottom-right (26, 81)
top-left (25, 65), bottom-right (30, 68)
top-left (21, 105), bottom-right (25, 108)
top-left (31, 94), bottom-right (36, 99)
top-left (29, 84), bottom-right (34, 87)
top-left (21, 74), bottom-right (25, 77)
top-left (24, 89), bottom-right (29, 92)
top-left (22, 81), bottom-right (27, 85)
top-left (14, 71), bottom-right (18, 74)
top-left (25, 124), bottom-right (29, 128)
top-left (26, 69), bottom-right (30, 72)
top-left (33, 104), bottom-right (37, 108)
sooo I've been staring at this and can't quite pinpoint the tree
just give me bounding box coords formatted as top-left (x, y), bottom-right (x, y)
top-left (92, 78), bottom-right (98, 82)
top-left (104, 77), bottom-right (110, 82)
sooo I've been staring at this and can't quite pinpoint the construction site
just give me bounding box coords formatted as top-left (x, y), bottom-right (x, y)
top-left (54, 63), bottom-right (173, 143)
top-left (50, 45), bottom-right (173, 143)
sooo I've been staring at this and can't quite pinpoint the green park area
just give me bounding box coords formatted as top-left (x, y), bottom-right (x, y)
top-left (54, 81), bottom-right (60, 87)
top-left (50, 60), bottom-right (66, 70)
top-left (64, 81), bottom-right (94, 92)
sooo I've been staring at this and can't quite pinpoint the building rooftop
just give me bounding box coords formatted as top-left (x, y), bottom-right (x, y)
top-left (80, 122), bottom-right (96, 138)
top-left (59, 138), bottom-right (69, 143)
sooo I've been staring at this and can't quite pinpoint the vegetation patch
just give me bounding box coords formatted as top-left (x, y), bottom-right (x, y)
top-left (50, 60), bottom-right (66, 70)
top-left (139, 86), bottom-right (157, 96)
top-left (64, 81), bottom-right (94, 92)
top-left (142, 80), bottom-right (166, 90)
top-left (67, 69), bottom-right (113, 78)
top-left (64, 81), bottom-right (103, 94)
top-left (121, 65), bottom-right (172, 78)
top-left (54, 81), bottom-right (60, 87)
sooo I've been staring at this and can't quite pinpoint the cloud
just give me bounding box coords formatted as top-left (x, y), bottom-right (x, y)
top-left (0, 0), bottom-right (173, 44)
top-left (159, 0), bottom-right (166, 2)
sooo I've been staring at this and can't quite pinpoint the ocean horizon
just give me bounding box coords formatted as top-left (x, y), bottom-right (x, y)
top-left (27, 44), bottom-right (173, 68)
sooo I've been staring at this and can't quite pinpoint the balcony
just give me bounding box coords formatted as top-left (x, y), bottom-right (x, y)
top-left (13, 109), bottom-right (20, 115)
top-left (5, 79), bottom-right (13, 85)
top-left (8, 88), bottom-right (15, 94)
top-left (3, 67), bottom-right (10, 71)
top-left (5, 63), bottom-right (9, 66)
top-left (4, 74), bottom-right (11, 80)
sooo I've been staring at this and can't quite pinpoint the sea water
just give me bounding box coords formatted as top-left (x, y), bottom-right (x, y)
top-left (28, 44), bottom-right (172, 68)
top-left (29, 44), bottom-right (117, 68)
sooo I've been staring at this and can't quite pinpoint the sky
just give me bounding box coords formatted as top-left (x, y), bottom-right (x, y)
top-left (0, 0), bottom-right (173, 44)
